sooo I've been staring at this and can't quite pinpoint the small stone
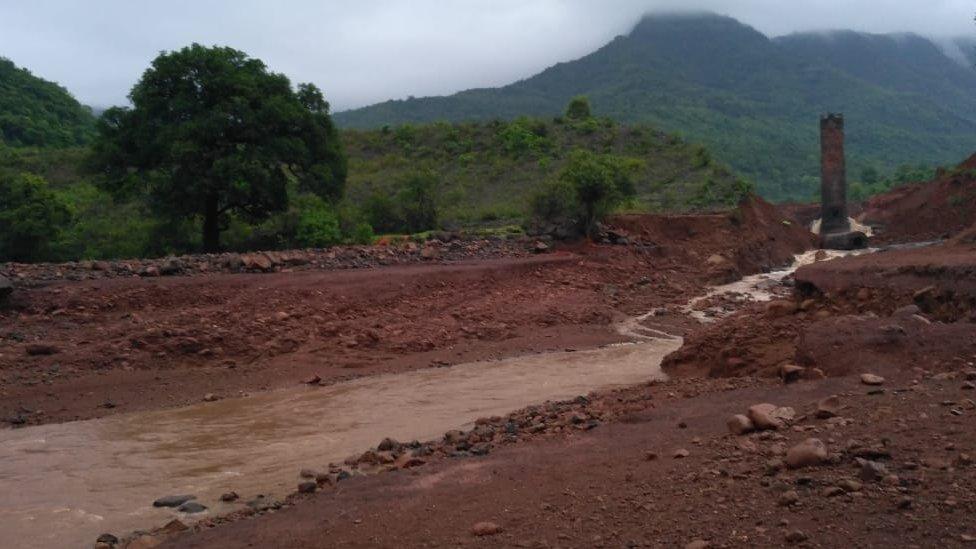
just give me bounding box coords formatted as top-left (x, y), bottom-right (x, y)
top-left (219, 492), bottom-right (239, 502)
top-left (779, 490), bottom-right (800, 506)
top-left (860, 373), bottom-right (885, 386)
top-left (298, 481), bottom-right (317, 494)
top-left (96, 533), bottom-right (119, 545)
top-left (178, 502), bottom-right (207, 514)
top-left (153, 495), bottom-right (196, 508)
top-left (25, 344), bottom-right (59, 356)
top-left (785, 530), bottom-right (808, 544)
top-left (859, 460), bottom-right (889, 482)
top-left (785, 438), bottom-right (828, 469)
top-left (838, 479), bottom-right (862, 492)
top-left (471, 521), bottom-right (503, 537)
top-left (377, 437), bottom-right (400, 451)
top-left (726, 414), bottom-right (755, 436)
top-left (299, 468), bottom-right (317, 479)
top-left (748, 403), bottom-right (784, 430)
top-left (202, 393), bottom-right (219, 402)
top-left (816, 395), bottom-right (842, 419)
top-left (822, 486), bottom-right (845, 497)
top-left (897, 496), bottom-right (914, 509)
top-left (673, 448), bottom-right (690, 459)
top-left (303, 375), bottom-right (322, 385)
top-left (780, 364), bottom-right (805, 384)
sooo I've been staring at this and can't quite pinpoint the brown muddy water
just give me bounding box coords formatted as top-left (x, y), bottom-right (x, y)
top-left (0, 335), bottom-right (681, 548)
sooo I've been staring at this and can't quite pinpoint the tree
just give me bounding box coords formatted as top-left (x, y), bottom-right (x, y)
top-left (90, 44), bottom-right (346, 252)
top-left (0, 172), bottom-right (71, 261)
top-left (558, 150), bottom-right (638, 236)
top-left (565, 96), bottom-right (592, 120)
top-left (397, 170), bottom-right (439, 233)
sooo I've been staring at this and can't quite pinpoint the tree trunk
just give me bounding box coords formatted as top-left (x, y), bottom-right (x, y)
top-left (203, 195), bottom-right (220, 253)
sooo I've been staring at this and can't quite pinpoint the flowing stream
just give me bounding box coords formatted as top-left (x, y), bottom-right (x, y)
top-left (0, 249), bottom-right (854, 549)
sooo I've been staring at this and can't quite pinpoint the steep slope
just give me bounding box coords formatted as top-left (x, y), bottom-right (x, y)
top-left (335, 14), bottom-right (976, 202)
top-left (0, 57), bottom-right (96, 147)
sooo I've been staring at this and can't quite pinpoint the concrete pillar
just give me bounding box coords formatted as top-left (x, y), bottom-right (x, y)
top-left (820, 113), bottom-right (850, 235)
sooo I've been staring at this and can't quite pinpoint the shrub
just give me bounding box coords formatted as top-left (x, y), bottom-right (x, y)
top-left (565, 96), bottom-right (592, 120)
top-left (294, 194), bottom-right (342, 248)
top-left (0, 172), bottom-right (72, 261)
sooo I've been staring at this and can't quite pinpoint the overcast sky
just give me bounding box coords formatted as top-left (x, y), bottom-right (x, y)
top-left (1, 1), bottom-right (973, 112)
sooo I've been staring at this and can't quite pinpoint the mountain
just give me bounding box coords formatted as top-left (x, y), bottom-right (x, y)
top-left (335, 14), bottom-right (976, 201)
top-left (0, 57), bottom-right (96, 147)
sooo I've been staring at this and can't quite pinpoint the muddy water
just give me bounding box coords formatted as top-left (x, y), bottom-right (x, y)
top-left (0, 336), bottom-right (681, 548)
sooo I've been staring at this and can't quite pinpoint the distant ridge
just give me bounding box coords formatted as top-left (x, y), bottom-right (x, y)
top-left (335, 13), bottom-right (976, 201)
top-left (0, 57), bottom-right (96, 147)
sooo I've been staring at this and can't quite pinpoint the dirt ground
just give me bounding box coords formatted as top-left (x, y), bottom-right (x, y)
top-left (6, 196), bottom-right (976, 548)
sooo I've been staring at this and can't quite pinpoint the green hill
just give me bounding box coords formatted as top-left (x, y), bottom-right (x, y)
top-left (335, 14), bottom-right (976, 202)
top-left (343, 116), bottom-right (749, 229)
top-left (0, 57), bottom-right (96, 147)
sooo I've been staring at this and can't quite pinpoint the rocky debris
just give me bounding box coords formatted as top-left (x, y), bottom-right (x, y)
top-left (785, 438), bottom-right (828, 469)
top-left (153, 495), bottom-right (196, 508)
top-left (178, 501), bottom-right (208, 514)
top-left (726, 414), bottom-right (754, 435)
top-left (0, 236), bottom-right (539, 285)
top-left (471, 521), bottom-right (503, 537)
top-left (860, 373), bottom-right (885, 386)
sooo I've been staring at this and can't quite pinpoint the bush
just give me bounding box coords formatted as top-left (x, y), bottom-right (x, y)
top-left (0, 172), bottom-right (72, 261)
top-left (529, 178), bottom-right (577, 226)
top-left (565, 96), bottom-right (592, 120)
top-left (294, 194), bottom-right (342, 248)
top-left (397, 170), bottom-right (439, 233)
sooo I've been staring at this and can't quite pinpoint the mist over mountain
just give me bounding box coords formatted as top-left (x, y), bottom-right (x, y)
top-left (335, 13), bottom-right (976, 201)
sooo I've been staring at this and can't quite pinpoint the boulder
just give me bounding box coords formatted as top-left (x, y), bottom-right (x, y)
top-left (152, 495), bottom-right (196, 508)
top-left (765, 300), bottom-right (797, 318)
top-left (780, 364), bottom-right (805, 384)
top-left (785, 438), bottom-right (828, 469)
top-left (177, 501), bottom-right (207, 514)
top-left (747, 403), bottom-right (788, 430)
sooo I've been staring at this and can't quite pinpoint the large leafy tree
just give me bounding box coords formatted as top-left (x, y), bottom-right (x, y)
top-left (90, 44), bottom-right (346, 252)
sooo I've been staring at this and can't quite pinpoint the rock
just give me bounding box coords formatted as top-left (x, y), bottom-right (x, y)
top-left (780, 364), bottom-right (805, 384)
top-left (785, 530), bottom-right (808, 544)
top-left (160, 519), bottom-right (189, 534)
top-left (471, 521), bottom-right (503, 537)
top-left (297, 481), bottom-right (317, 494)
top-left (860, 373), bottom-right (885, 386)
top-left (242, 253), bottom-right (274, 272)
top-left (533, 241), bottom-right (550, 253)
top-left (377, 437), bottom-right (400, 452)
top-left (838, 479), bottom-right (862, 492)
top-left (726, 414), bottom-right (755, 436)
top-left (822, 486), bottom-right (845, 497)
top-left (815, 395), bottom-right (842, 419)
top-left (25, 343), bottom-right (59, 356)
top-left (0, 275), bottom-right (12, 300)
top-left (94, 543), bottom-right (112, 549)
top-left (859, 460), bottom-right (889, 482)
top-left (96, 533), bottom-right (119, 545)
top-left (747, 403), bottom-right (785, 430)
top-left (139, 265), bottom-right (160, 277)
top-left (202, 393), bottom-right (219, 402)
top-left (785, 438), bottom-right (828, 469)
top-left (299, 468), bottom-right (318, 479)
top-left (673, 448), bottom-right (690, 459)
top-left (219, 492), bottom-right (239, 502)
top-left (303, 375), bottom-right (322, 385)
top-left (778, 490), bottom-right (800, 506)
top-left (765, 300), bottom-right (797, 318)
top-left (153, 494), bottom-right (196, 508)
top-left (685, 540), bottom-right (710, 549)
top-left (159, 257), bottom-right (183, 275)
top-left (420, 246), bottom-right (439, 260)
top-left (177, 502), bottom-right (207, 514)
top-left (395, 454), bottom-right (427, 469)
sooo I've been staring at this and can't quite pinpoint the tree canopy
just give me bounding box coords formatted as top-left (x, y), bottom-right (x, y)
top-left (0, 57), bottom-right (96, 147)
top-left (89, 44), bottom-right (346, 251)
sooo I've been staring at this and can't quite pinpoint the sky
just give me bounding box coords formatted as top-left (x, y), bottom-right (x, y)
top-left (1, 1), bottom-right (973, 112)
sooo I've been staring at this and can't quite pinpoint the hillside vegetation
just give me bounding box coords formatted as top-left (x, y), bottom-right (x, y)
top-left (344, 115), bottom-right (750, 229)
top-left (0, 58), bottom-right (95, 147)
top-left (335, 14), bottom-right (976, 202)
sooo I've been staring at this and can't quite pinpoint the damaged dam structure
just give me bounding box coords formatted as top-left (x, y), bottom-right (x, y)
top-left (819, 114), bottom-right (868, 250)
